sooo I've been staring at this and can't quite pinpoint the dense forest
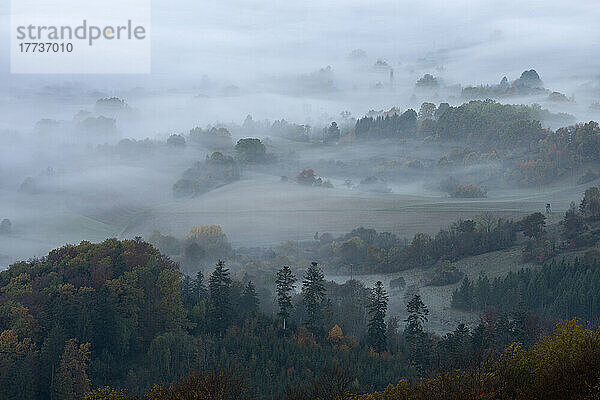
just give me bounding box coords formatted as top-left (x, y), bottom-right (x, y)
top-left (0, 235), bottom-right (579, 399)
top-left (354, 99), bottom-right (569, 148)
top-left (0, 239), bottom-right (411, 399)
top-left (451, 257), bottom-right (600, 322)
top-left (83, 320), bottom-right (600, 400)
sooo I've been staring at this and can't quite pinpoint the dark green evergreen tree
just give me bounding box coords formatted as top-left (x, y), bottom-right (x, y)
top-left (404, 294), bottom-right (430, 374)
top-left (276, 266), bottom-right (297, 330)
top-left (180, 270), bottom-right (208, 335)
top-left (367, 281), bottom-right (388, 352)
top-left (405, 294), bottom-right (429, 334)
top-left (302, 262), bottom-right (327, 334)
top-left (208, 260), bottom-right (232, 336)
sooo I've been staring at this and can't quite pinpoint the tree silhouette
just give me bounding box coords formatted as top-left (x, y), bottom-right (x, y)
top-left (276, 266), bottom-right (297, 330)
top-left (193, 270), bottom-right (208, 301)
top-left (404, 294), bottom-right (430, 374)
top-left (326, 121), bottom-right (340, 142)
top-left (302, 262), bottom-right (327, 334)
top-left (208, 260), bottom-right (232, 336)
top-left (367, 281), bottom-right (389, 352)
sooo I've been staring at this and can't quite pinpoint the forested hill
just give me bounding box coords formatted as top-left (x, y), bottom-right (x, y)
top-left (0, 238), bottom-right (185, 398)
top-left (0, 239), bottom-right (411, 399)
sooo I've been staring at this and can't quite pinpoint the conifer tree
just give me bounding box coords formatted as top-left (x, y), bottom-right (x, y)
top-left (474, 274), bottom-right (490, 310)
top-left (367, 281), bottom-right (389, 352)
top-left (276, 266), bottom-right (297, 330)
top-left (208, 260), bottom-right (232, 336)
top-left (302, 262), bottom-right (327, 334)
top-left (404, 294), bottom-right (430, 374)
top-left (405, 294), bottom-right (428, 334)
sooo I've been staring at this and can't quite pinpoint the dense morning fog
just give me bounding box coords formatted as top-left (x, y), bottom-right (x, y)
top-left (2, 1), bottom-right (600, 398)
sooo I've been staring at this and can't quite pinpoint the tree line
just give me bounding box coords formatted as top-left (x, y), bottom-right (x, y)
top-left (452, 257), bottom-right (600, 324)
top-left (311, 215), bottom-right (518, 275)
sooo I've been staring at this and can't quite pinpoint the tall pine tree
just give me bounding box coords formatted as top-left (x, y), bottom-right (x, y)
top-left (367, 281), bottom-right (389, 352)
top-left (404, 294), bottom-right (430, 375)
top-left (276, 266), bottom-right (297, 330)
top-left (302, 262), bottom-right (327, 334)
top-left (208, 260), bottom-right (232, 336)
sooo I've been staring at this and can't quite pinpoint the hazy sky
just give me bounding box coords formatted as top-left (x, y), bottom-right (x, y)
top-left (1, 0), bottom-right (599, 263)
top-left (1, 0), bottom-right (599, 92)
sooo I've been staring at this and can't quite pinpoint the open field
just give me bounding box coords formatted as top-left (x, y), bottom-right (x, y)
top-left (118, 173), bottom-right (578, 246)
top-left (0, 171), bottom-right (587, 265)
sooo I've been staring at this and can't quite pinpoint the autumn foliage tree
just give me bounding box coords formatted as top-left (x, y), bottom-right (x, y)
top-left (53, 338), bottom-right (91, 400)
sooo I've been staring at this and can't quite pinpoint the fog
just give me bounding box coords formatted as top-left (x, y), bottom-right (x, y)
top-left (1, 0), bottom-right (600, 267)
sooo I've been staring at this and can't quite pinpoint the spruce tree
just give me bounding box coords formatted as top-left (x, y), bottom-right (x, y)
top-left (276, 266), bottom-right (297, 330)
top-left (181, 275), bottom-right (195, 309)
top-left (367, 281), bottom-right (389, 352)
top-left (302, 262), bottom-right (327, 334)
top-left (208, 260), bottom-right (232, 336)
top-left (404, 294), bottom-right (430, 374)
top-left (405, 294), bottom-right (428, 334)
